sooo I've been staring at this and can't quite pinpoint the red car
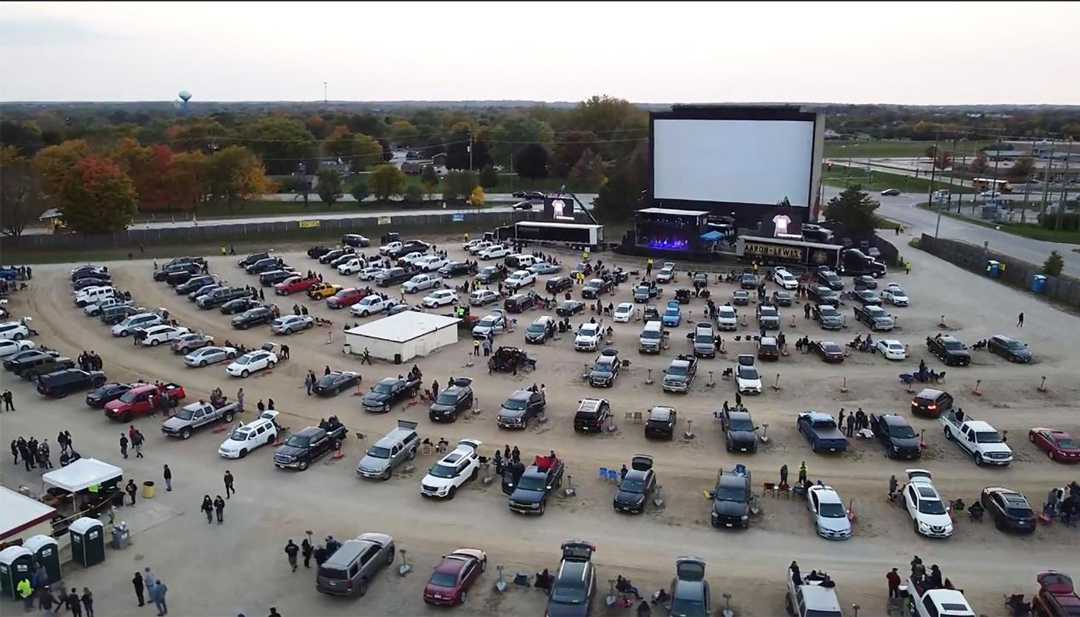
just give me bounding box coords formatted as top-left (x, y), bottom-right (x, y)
top-left (1034, 570), bottom-right (1080, 617)
top-left (326, 287), bottom-right (369, 309)
top-left (1029, 427), bottom-right (1080, 463)
top-left (274, 275), bottom-right (320, 296)
top-left (104, 382), bottom-right (186, 422)
top-left (422, 548), bottom-right (487, 606)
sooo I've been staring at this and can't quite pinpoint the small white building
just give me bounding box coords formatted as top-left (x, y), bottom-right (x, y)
top-left (0, 486), bottom-right (56, 544)
top-left (344, 311), bottom-right (459, 364)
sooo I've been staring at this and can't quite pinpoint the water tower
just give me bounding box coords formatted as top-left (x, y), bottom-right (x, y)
top-left (176, 90), bottom-right (192, 114)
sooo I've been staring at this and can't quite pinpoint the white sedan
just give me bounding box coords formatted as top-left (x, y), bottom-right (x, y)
top-left (613, 303), bottom-right (635, 323)
top-left (504, 270), bottom-right (536, 290)
top-left (807, 484), bottom-right (852, 540)
top-left (271, 315), bottom-right (315, 335)
top-left (184, 346), bottom-right (237, 368)
top-left (218, 412), bottom-right (279, 458)
top-left (422, 289), bottom-right (458, 308)
top-left (479, 245), bottom-right (510, 260)
top-left (0, 338), bottom-right (35, 359)
top-left (225, 349), bottom-right (279, 378)
top-left (875, 339), bottom-right (907, 361)
top-left (139, 325), bottom-right (190, 347)
top-left (881, 284), bottom-right (910, 307)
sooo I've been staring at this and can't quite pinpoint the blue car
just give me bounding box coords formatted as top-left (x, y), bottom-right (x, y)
top-left (662, 301), bottom-right (682, 328)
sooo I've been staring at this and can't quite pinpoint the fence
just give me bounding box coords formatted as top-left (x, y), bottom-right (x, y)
top-left (7, 210), bottom-right (539, 252)
top-left (917, 233), bottom-right (1080, 307)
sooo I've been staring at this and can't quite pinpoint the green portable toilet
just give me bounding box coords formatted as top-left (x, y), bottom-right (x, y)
top-left (69, 517), bottom-right (105, 568)
top-left (24, 535), bottom-right (61, 587)
top-left (0, 546), bottom-right (34, 600)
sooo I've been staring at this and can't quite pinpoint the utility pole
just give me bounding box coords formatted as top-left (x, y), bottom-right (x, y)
top-left (467, 130), bottom-right (473, 172)
top-left (1056, 141), bottom-right (1072, 230)
top-left (929, 134), bottom-right (941, 238)
top-left (1040, 140), bottom-right (1055, 218)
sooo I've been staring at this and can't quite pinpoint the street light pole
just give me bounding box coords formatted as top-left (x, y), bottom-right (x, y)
top-left (929, 135), bottom-right (941, 238)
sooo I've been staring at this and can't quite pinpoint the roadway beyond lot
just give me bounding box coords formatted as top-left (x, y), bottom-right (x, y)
top-left (2, 234), bottom-right (1078, 616)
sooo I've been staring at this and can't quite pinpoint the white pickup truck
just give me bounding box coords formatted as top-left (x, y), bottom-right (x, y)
top-left (402, 273), bottom-right (443, 294)
top-left (904, 578), bottom-right (976, 617)
top-left (940, 409), bottom-right (1013, 466)
top-left (785, 565), bottom-right (843, 617)
top-left (161, 398), bottom-right (242, 440)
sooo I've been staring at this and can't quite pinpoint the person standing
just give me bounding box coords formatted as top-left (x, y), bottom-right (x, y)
top-left (67, 588), bottom-right (83, 617)
top-left (133, 571), bottom-right (145, 606)
top-left (120, 433), bottom-right (129, 459)
top-left (200, 495), bottom-right (213, 524)
top-left (150, 580), bottom-right (168, 616)
top-left (284, 540), bottom-right (299, 572)
top-left (132, 430), bottom-right (144, 458)
top-left (886, 567), bottom-right (901, 599)
top-left (1017, 312), bottom-right (1024, 328)
top-left (301, 537), bottom-right (313, 568)
top-left (304, 372), bottom-right (314, 396)
top-left (81, 587), bottom-right (94, 617)
top-left (126, 479), bottom-right (137, 505)
top-left (39, 440), bottom-right (53, 469)
top-left (2, 389), bottom-right (13, 411)
top-left (10, 438), bottom-right (18, 464)
top-left (798, 461), bottom-right (808, 486)
top-left (213, 495), bottom-right (225, 524)
top-left (16, 577), bottom-right (32, 611)
top-left (224, 470), bottom-right (235, 498)
top-left (162, 465), bottom-right (172, 492)
top-left (845, 413), bottom-right (855, 438)
top-left (236, 387), bottom-right (245, 412)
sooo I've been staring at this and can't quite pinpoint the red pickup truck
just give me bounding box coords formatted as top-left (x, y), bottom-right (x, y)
top-left (1035, 570), bottom-right (1080, 617)
top-left (326, 287), bottom-right (371, 309)
top-left (274, 275), bottom-right (320, 296)
top-left (104, 382), bottom-right (186, 422)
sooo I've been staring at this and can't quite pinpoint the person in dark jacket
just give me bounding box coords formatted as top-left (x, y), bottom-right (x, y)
top-left (301, 538), bottom-right (313, 568)
top-left (200, 495), bottom-right (213, 524)
top-left (213, 495), bottom-right (226, 523)
top-left (133, 572), bottom-right (145, 606)
top-left (81, 587), bottom-right (94, 617)
top-left (284, 540), bottom-right (299, 572)
top-left (67, 588), bottom-right (83, 617)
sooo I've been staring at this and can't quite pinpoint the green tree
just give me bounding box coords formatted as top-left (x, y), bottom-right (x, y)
top-left (443, 170), bottom-right (478, 202)
top-left (1008, 157), bottom-right (1035, 181)
top-left (205, 146), bottom-right (272, 212)
top-left (593, 143), bottom-right (648, 222)
top-left (969, 152), bottom-right (989, 174)
top-left (404, 184), bottom-right (424, 204)
top-left (479, 165), bottom-right (499, 188)
top-left (570, 95), bottom-right (646, 158)
top-left (568, 148), bottom-right (605, 189)
top-left (552, 130), bottom-right (599, 176)
top-left (327, 129), bottom-right (383, 171)
top-left (514, 143), bottom-right (549, 179)
top-left (59, 156), bottom-right (138, 233)
top-left (369, 164), bottom-right (406, 201)
top-left (0, 147), bottom-right (47, 238)
top-left (1043, 251), bottom-right (1064, 277)
top-left (349, 177), bottom-right (369, 204)
top-left (489, 116), bottom-right (554, 165)
top-left (241, 117), bottom-right (316, 175)
top-left (316, 168), bottom-right (344, 207)
top-left (390, 120), bottom-right (419, 146)
top-left (420, 165), bottom-right (439, 196)
top-left (823, 185), bottom-right (880, 235)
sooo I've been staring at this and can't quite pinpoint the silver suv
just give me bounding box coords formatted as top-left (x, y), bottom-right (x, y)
top-left (357, 420), bottom-right (420, 480)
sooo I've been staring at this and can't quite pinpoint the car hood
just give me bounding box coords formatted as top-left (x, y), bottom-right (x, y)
top-left (614, 489), bottom-right (646, 507)
top-left (712, 499), bottom-right (748, 518)
top-left (664, 375), bottom-right (689, 384)
top-left (429, 402), bottom-right (457, 413)
top-left (362, 392), bottom-right (390, 405)
top-left (915, 511), bottom-right (953, 528)
top-left (977, 442), bottom-right (1013, 455)
top-left (737, 377), bottom-right (762, 388)
top-left (817, 515), bottom-right (852, 534)
top-left (546, 600), bottom-right (591, 617)
top-left (422, 474), bottom-right (455, 488)
top-left (161, 417), bottom-right (190, 430)
top-left (275, 445), bottom-right (305, 459)
top-left (219, 438), bottom-right (247, 451)
top-left (589, 370), bottom-right (613, 381)
top-left (357, 454), bottom-right (390, 472)
top-left (889, 435), bottom-right (921, 450)
top-left (728, 430), bottom-right (756, 445)
top-left (510, 486), bottom-right (545, 503)
top-left (499, 407), bottom-right (525, 420)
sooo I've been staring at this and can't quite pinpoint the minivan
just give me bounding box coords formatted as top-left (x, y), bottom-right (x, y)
top-left (101, 305), bottom-right (141, 325)
top-left (315, 533), bottom-right (395, 596)
top-left (910, 388), bottom-right (953, 418)
top-left (356, 420), bottom-right (420, 480)
top-left (639, 320), bottom-right (664, 354)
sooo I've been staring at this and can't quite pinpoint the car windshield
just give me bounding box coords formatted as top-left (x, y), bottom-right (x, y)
top-left (527, 324), bottom-right (546, 334)
top-left (429, 571), bottom-right (458, 588)
top-left (502, 397), bottom-right (527, 410)
top-left (976, 431), bottom-right (1002, 443)
top-left (366, 446), bottom-right (391, 459)
top-left (642, 331), bottom-right (660, 340)
top-left (550, 574), bottom-right (586, 604)
top-left (943, 340), bottom-right (965, 350)
top-left (806, 611), bottom-right (844, 617)
top-left (889, 424), bottom-right (917, 439)
top-left (436, 392), bottom-right (458, 406)
top-left (593, 363), bottom-right (612, 374)
top-left (621, 478), bottom-right (645, 493)
top-left (373, 382), bottom-right (394, 394)
top-left (285, 435), bottom-right (310, 448)
top-left (236, 356), bottom-right (254, 365)
top-left (118, 390), bottom-right (140, 403)
top-left (738, 367), bottom-right (759, 380)
top-left (760, 308), bottom-right (777, 316)
top-left (1055, 437), bottom-right (1077, 449)
top-left (175, 408), bottom-right (196, 421)
top-left (429, 463), bottom-right (458, 479)
top-left (1006, 506), bottom-right (1033, 518)
top-left (813, 420), bottom-right (836, 431)
top-left (918, 499), bottom-right (947, 515)
top-left (819, 502), bottom-right (846, 518)
top-left (667, 364), bottom-right (687, 376)
top-left (518, 475), bottom-right (547, 491)
top-left (670, 596), bottom-right (707, 617)
top-left (664, 308), bottom-right (679, 315)
top-left (728, 417), bottom-right (754, 432)
top-left (823, 344), bottom-right (841, 353)
top-left (229, 429), bottom-right (251, 441)
top-left (695, 334), bottom-right (713, 343)
top-left (713, 486), bottom-right (746, 502)
top-left (719, 309), bottom-right (735, 318)
top-left (1005, 340), bottom-right (1025, 350)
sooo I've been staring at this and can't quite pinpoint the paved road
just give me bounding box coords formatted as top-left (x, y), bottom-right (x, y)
top-left (823, 186), bottom-right (1080, 270)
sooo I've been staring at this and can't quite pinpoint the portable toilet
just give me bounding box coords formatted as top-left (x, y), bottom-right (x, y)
top-left (1032, 274), bottom-right (1047, 294)
top-left (24, 535), bottom-right (61, 587)
top-left (69, 518), bottom-right (105, 568)
top-left (0, 546), bottom-right (34, 600)
top-left (986, 260), bottom-right (1001, 278)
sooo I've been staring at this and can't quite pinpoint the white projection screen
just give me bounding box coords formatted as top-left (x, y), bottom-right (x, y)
top-left (652, 118), bottom-right (815, 207)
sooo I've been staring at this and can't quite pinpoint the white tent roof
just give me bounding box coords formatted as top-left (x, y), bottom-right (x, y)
top-left (42, 458), bottom-right (123, 493)
top-left (345, 310), bottom-right (459, 344)
top-left (0, 486), bottom-right (56, 541)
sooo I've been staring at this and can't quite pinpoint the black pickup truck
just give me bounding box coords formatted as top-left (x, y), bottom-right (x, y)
top-left (926, 334), bottom-right (970, 366)
top-left (504, 455), bottom-right (565, 515)
top-left (361, 376), bottom-right (422, 413)
top-left (273, 418), bottom-right (347, 471)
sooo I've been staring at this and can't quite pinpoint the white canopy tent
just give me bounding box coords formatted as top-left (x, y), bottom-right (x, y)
top-left (42, 458), bottom-right (123, 493)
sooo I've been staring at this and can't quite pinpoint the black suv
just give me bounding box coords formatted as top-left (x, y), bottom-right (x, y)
top-left (428, 378), bottom-right (474, 423)
top-left (644, 406), bottom-right (677, 440)
top-left (37, 369), bottom-right (108, 398)
top-left (165, 265), bottom-right (203, 286)
top-left (815, 268), bottom-right (844, 291)
top-left (504, 292), bottom-right (540, 314)
top-left (720, 408), bottom-right (757, 453)
top-left (546, 276), bottom-right (573, 294)
top-left (910, 388), bottom-right (952, 418)
top-left (240, 251), bottom-right (272, 267)
top-left (220, 297), bottom-right (258, 315)
top-left (496, 388), bottom-right (546, 429)
top-left (439, 261), bottom-right (476, 278)
top-left (232, 306), bottom-right (274, 329)
top-left (869, 413), bottom-right (921, 459)
top-left (987, 335), bottom-right (1032, 363)
top-left (926, 334), bottom-right (970, 366)
top-left (981, 487), bottom-right (1036, 534)
top-left (710, 468), bottom-right (752, 529)
top-left (546, 542), bottom-right (597, 617)
top-left (197, 287), bottom-right (249, 309)
top-left (273, 420), bottom-right (347, 471)
top-left (581, 279), bottom-right (612, 299)
top-left (21, 358), bottom-right (76, 381)
top-left (574, 398), bottom-right (611, 433)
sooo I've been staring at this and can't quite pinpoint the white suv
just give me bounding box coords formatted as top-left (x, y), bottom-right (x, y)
top-left (773, 268), bottom-right (799, 290)
top-left (139, 324), bottom-right (190, 347)
top-left (902, 469), bottom-right (954, 538)
top-left (111, 313), bottom-right (163, 337)
top-left (420, 439), bottom-right (482, 499)
top-left (574, 323), bottom-right (602, 351)
top-left (715, 305), bottom-right (738, 331)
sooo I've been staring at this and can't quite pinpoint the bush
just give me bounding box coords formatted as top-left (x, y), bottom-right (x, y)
top-left (1043, 251), bottom-right (1064, 276)
top-left (404, 184), bottom-right (423, 204)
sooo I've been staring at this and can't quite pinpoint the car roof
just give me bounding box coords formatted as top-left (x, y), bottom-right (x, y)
top-left (811, 485), bottom-right (842, 503)
top-left (803, 411), bottom-right (833, 422)
top-left (578, 398), bottom-right (606, 412)
top-left (965, 420), bottom-right (995, 431)
top-left (648, 406), bottom-right (674, 420)
top-left (799, 584), bottom-right (843, 611)
top-left (916, 388), bottom-right (945, 399)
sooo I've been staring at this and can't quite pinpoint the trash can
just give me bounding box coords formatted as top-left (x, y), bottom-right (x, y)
top-left (1032, 274), bottom-right (1047, 294)
top-left (142, 481), bottom-right (155, 499)
top-left (111, 522), bottom-right (131, 550)
top-left (23, 535), bottom-right (61, 587)
top-left (986, 260), bottom-right (1001, 278)
top-left (0, 546), bottom-right (33, 600)
top-left (69, 517), bottom-right (105, 568)
top-left (393, 353), bottom-right (402, 365)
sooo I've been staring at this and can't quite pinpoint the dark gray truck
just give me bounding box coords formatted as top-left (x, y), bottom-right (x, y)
top-left (503, 455), bottom-right (565, 515)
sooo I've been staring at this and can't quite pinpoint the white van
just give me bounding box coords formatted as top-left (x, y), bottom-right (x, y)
top-left (639, 320), bottom-right (664, 354)
top-left (75, 286), bottom-right (116, 307)
top-left (506, 254), bottom-right (538, 269)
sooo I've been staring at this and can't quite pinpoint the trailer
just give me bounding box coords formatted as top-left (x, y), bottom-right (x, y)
top-left (513, 222), bottom-right (604, 249)
top-left (736, 235), bottom-right (842, 269)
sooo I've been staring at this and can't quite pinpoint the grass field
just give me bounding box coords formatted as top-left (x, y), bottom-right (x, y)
top-left (916, 203), bottom-right (1080, 245)
top-left (823, 166), bottom-right (974, 195)
top-left (824, 139), bottom-right (994, 159)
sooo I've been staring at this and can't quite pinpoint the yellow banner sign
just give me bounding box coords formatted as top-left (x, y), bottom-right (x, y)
top-left (298, 220), bottom-right (321, 229)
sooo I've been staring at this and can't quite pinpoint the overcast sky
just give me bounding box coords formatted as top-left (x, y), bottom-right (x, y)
top-left (2, 1), bottom-right (1078, 104)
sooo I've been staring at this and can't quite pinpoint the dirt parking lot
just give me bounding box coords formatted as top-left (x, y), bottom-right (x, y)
top-left (3, 233), bottom-right (1078, 617)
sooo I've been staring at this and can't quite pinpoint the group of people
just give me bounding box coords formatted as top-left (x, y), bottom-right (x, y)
top-left (132, 568), bottom-right (169, 615)
top-left (199, 494), bottom-right (228, 524)
top-left (908, 556), bottom-right (953, 592)
top-left (1044, 482), bottom-right (1080, 526)
top-left (12, 434), bottom-right (63, 471)
top-left (76, 350), bottom-right (104, 372)
top-left (283, 533), bottom-right (339, 572)
top-left (790, 561), bottom-right (836, 588)
top-left (119, 425), bottom-right (147, 459)
top-left (16, 563), bottom-right (94, 617)
top-left (837, 407), bottom-right (870, 438)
